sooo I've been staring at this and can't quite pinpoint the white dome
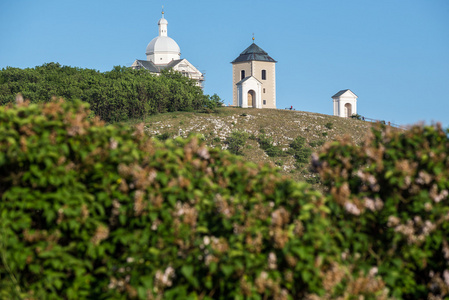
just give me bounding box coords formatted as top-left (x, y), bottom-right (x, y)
top-left (158, 18), bottom-right (168, 25)
top-left (145, 36), bottom-right (180, 56)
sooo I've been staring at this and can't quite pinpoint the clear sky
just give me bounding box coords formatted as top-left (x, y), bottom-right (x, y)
top-left (1, 0), bottom-right (448, 127)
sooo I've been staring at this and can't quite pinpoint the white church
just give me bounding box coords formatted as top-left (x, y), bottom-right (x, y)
top-left (131, 11), bottom-right (204, 86)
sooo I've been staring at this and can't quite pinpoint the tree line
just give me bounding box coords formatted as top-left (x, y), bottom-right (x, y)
top-left (0, 63), bottom-right (222, 122)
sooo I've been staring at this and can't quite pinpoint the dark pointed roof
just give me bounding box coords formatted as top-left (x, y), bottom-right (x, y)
top-left (232, 43), bottom-right (277, 63)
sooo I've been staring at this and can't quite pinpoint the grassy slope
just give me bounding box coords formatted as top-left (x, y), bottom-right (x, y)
top-left (134, 107), bottom-right (375, 184)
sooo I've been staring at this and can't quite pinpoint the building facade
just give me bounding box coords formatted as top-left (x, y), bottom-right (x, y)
top-left (231, 41), bottom-right (276, 108)
top-left (332, 89), bottom-right (358, 117)
top-left (131, 11), bottom-right (204, 86)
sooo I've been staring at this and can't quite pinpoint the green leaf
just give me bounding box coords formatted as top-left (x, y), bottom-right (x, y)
top-left (220, 265), bottom-right (234, 277)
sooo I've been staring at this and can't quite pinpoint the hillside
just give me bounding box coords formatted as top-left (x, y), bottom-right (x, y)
top-left (136, 107), bottom-right (376, 184)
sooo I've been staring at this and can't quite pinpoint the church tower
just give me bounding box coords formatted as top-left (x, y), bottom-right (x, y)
top-left (231, 39), bottom-right (277, 108)
top-left (145, 10), bottom-right (181, 65)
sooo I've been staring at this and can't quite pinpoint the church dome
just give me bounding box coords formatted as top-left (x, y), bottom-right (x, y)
top-left (145, 36), bottom-right (180, 56)
top-left (145, 14), bottom-right (181, 64)
top-left (158, 17), bottom-right (168, 25)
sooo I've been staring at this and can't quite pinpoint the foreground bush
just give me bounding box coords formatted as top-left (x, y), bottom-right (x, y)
top-left (2, 99), bottom-right (449, 299)
top-left (0, 99), bottom-right (339, 299)
top-left (315, 124), bottom-right (449, 299)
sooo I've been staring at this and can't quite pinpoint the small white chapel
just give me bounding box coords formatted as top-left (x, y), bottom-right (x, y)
top-left (131, 10), bottom-right (204, 87)
top-left (332, 89), bottom-right (358, 118)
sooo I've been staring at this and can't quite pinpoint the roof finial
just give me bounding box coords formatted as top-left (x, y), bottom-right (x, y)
top-left (162, 5), bottom-right (164, 17)
top-left (252, 33), bottom-right (255, 43)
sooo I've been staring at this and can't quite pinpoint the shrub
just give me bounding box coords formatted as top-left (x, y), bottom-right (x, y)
top-left (0, 99), bottom-right (338, 299)
top-left (309, 140), bottom-right (325, 148)
top-left (288, 136), bottom-right (312, 166)
top-left (351, 113), bottom-right (362, 120)
top-left (0, 64), bottom-right (219, 123)
top-left (155, 132), bottom-right (171, 141)
top-left (257, 134), bottom-right (286, 157)
top-left (314, 124), bottom-right (449, 299)
top-left (324, 122), bottom-right (333, 130)
top-left (203, 93), bottom-right (223, 110)
top-left (224, 130), bottom-right (248, 155)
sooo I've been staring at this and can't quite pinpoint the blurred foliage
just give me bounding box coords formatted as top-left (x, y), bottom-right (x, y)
top-left (0, 63), bottom-right (221, 123)
top-left (1, 100), bottom-right (449, 299)
top-left (0, 100), bottom-right (337, 299)
top-left (314, 124), bottom-right (449, 299)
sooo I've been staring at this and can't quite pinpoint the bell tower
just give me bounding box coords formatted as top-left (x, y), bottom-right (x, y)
top-left (231, 38), bottom-right (277, 108)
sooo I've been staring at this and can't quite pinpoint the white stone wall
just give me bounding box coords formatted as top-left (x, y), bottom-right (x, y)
top-left (232, 62), bottom-right (252, 106)
top-left (252, 61), bottom-right (276, 109)
top-left (147, 52), bottom-right (180, 65)
top-left (172, 59), bottom-right (204, 87)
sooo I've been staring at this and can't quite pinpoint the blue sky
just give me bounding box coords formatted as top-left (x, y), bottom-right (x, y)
top-left (1, 0), bottom-right (448, 127)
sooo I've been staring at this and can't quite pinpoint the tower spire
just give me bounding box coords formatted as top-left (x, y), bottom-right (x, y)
top-left (252, 33), bottom-right (255, 43)
top-left (158, 6), bottom-right (168, 37)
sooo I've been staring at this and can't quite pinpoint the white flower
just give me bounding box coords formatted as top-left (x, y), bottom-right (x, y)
top-left (268, 252), bottom-right (277, 270)
top-left (364, 198), bottom-right (375, 211)
top-left (444, 270), bottom-right (449, 286)
top-left (344, 202), bottom-right (360, 216)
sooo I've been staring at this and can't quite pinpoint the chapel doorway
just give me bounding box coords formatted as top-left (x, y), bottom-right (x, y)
top-left (345, 103), bottom-right (352, 118)
top-left (248, 90), bottom-right (256, 108)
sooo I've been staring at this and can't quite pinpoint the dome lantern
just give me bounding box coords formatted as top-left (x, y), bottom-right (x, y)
top-left (158, 10), bottom-right (168, 37)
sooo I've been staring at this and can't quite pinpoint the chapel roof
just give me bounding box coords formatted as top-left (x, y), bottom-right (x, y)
top-left (236, 75), bottom-right (262, 85)
top-left (232, 43), bottom-right (277, 63)
top-left (332, 89), bottom-right (358, 98)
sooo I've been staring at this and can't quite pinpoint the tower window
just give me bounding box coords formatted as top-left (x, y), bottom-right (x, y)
top-left (241, 70), bottom-right (245, 80)
top-left (263, 88), bottom-right (266, 93)
top-left (262, 70), bottom-right (266, 80)
top-left (263, 100), bottom-right (266, 105)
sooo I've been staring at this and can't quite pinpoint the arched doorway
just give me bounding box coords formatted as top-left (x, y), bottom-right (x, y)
top-left (345, 103), bottom-right (352, 118)
top-left (248, 90), bottom-right (256, 108)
